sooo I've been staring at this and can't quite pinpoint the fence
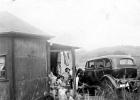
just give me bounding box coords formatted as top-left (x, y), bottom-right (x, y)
top-left (76, 89), bottom-right (140, 100)
top-left (76, 95), bottom-right (105, 100)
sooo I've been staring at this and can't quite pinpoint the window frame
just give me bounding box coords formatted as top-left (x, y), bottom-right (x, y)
top-left (0, 54), bottom-right (7, 79)
top-left (104, 58), bottom-right (112, 69)
top-left (119, 58), bottom-right (134, 66)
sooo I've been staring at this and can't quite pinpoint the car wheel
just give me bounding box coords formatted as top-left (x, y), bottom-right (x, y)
top-left (94, 86), bottom-right (103, 96)
top-left (101, 79), bottom-right (118, 100)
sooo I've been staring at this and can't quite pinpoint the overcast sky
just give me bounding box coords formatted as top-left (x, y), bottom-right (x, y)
top-left (0, 0), bottom-right (140, 50)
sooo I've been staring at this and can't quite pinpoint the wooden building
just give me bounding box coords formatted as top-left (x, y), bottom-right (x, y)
top-left (0, 12), bottom-right (78, 100)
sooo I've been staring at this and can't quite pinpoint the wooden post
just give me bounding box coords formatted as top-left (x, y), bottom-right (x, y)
top-left (71, 49), bottom-right (76, 98)
top-left (46, 42), bottom-right (51, 94)
top-left (11, 36), bottom-right (16, 100)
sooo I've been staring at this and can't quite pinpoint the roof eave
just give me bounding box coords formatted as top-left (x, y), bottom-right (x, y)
top-left (0, 31), bottom-right (54, 40)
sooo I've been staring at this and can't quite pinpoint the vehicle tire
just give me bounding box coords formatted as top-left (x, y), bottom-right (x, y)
top-left (121, 89), bottom-right (133, 100)
top-left (101, 79), bottom-right (118, 100)
top-left (94, 86), bottom-right (103, 96)
top-left (77, 86), bottom-right (88, 96)
top-left (132, 86), bottom-right (140, 100)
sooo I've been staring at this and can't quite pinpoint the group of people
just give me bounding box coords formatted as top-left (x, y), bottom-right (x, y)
top-left (49, 67), bottom-right (74, 100)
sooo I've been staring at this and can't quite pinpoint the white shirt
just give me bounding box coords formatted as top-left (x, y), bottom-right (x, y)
top-left (76, 76), bottom-right (79, 90)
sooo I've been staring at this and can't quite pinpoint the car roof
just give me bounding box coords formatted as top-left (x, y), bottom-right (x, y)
top-left (88, 55), bottom-right (134, 61)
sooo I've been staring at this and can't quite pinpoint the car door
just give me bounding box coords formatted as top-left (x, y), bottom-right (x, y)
top-left (84, 61), bottom-right (97, 85)
top-left (94, 59), bottom-right (104, 80)
top-left (103, 58), bottom-right (113, 76)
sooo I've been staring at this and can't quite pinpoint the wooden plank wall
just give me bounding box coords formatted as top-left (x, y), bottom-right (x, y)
top-left (0, 37), bottom-right (13, 100)
top-left (14, 37), bottom-right (49, 100)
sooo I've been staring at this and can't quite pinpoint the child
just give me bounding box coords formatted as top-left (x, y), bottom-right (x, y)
top-left (49, 72), bottom-right (57, 87)
top-left (39, 91), bottom-right (54, 100)
top-left (65, 90), bottom-right (74, 100)
top-left (56, 75), bottom-right (66, 100)
top-left (56, 75), bottom-right (66, 87)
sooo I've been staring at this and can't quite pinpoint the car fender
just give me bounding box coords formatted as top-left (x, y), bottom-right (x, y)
top-left (101, 74), bottom-right (119, 89)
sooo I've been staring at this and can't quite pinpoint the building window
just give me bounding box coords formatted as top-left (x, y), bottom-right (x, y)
top-left (0, 55), bottom-right (6, 79)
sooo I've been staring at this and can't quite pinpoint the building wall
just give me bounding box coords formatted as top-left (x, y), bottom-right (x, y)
top-left (0, 36), bottom-right (13, 100)
top-left (14, 37), bottom-right (49, 100)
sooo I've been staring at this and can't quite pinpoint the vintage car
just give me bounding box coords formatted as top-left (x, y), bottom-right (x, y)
top-left (78, 55), bottom-right (140, 99)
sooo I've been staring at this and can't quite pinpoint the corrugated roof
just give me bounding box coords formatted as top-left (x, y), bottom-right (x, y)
top-left (0, 12), bottom-right (53, 40)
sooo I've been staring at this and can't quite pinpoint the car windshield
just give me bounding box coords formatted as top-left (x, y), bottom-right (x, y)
top-left (120, 58), bottom-right (134, 65)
